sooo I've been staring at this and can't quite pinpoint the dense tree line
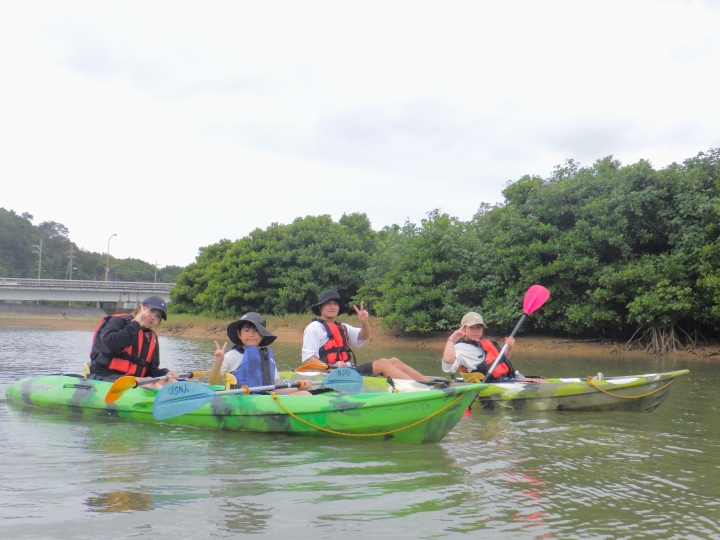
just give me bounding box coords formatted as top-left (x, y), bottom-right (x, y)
top-left (172, 149), bottom-right (720, 352)
top-left (0, 209), bottom-right (183, 283)
top-left (172, 214), bottom-right (376, 315)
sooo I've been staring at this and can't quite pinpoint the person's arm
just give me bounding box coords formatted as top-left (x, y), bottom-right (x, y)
top-left (208, 341), bottom-right (227, 385)
top-left (503, 336), bottom-right (515, 359)
top-left (443, 326), bottom-right (467, 366)
top-left (353, 301), bottom-right (370, 341)
top-left (145, 333), bottom-right (173, 378)
top-left (269, 349), bottom-right (281, 381)
top-left (301, 323), bottom-right (325, 364)
top-left (97, 316), bottom-right (142, 353)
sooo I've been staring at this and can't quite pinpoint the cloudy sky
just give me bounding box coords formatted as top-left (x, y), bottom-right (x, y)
top-left (1, 0), bottom-right (719, 268)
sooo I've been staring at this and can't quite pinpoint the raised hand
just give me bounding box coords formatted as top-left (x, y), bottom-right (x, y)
top-left (213, 341), bottom-right (227, 363)
top-left (450, 325), bottom-right (468, 343)
top-left (353, 301), bottom-right (369, 324)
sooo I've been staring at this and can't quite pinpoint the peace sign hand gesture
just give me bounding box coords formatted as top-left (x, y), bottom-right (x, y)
top-left (353, 301), bottom-right (369, 324)
top-left (213, 341), bottom-right (227, 363)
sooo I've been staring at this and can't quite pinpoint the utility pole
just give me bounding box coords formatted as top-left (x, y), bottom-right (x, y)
top-left (32, 239), bottom-right (43, 280)
top-left (66, 245), bottom-right (75, 280)
top-left (154, 260), bottom-right (158, 283)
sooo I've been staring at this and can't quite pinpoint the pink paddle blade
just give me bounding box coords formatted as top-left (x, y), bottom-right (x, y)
top-left (523, 285), bottom-right (550, 315)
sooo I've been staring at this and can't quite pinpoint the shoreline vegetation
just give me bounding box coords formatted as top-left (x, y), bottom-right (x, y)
top-left (2, 304), bottom-right (719, 362)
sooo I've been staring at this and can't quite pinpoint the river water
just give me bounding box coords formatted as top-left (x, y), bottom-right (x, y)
top-left (1, 327), bottom-right (718, 539)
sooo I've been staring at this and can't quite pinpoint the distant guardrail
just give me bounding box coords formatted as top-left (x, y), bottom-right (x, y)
top-left (0, 278), bottom-right (174, 292)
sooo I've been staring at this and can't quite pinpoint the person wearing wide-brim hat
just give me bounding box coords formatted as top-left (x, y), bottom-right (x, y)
top-left (311, 290), bottom-right (349, 316)
top-left (301, 290), bottom-right (432, 382)
top-left (225, 312), bottom-right (277, 348)
top-left (208, 312), bottom-right (311, 395)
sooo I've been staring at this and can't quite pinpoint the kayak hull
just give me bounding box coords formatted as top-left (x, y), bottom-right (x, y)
top-left (4, 375), bottom-right (481, 444)
top-left (473, 370), bottom-right (689, 412)
top-left (369, 370), bottom-right (689, 413)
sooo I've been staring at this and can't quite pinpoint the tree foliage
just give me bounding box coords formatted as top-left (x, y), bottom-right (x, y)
top-left (0, 208), bottom-right (180, 282)
top-left (357, 149), bottom-right (720, 352)
top-left (171, 214), bottom-right (377, 316)
top-left (8, 147), bottom-right (720, 354)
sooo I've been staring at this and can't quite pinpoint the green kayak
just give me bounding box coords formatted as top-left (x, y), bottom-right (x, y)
top-left (478, 369), bottom-right (689, 412)
top-left (4, 374), bottom-right (481, 444)
top-left (300, 370), bottom-right (689, 413)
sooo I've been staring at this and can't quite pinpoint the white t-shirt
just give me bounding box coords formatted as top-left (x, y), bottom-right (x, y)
top-left (219, 348), bottom-right (281, 381)
top-left (442, 342), bottom-right (488, 373)
top-left (301, 320), bottom-right (365, 362)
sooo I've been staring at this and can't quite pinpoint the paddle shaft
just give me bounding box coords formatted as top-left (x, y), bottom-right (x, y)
top-left (216, 380), bottom-right (305, 397)
top-left (138, 371), bottom-right (204, 386)
top-left (483, 313), bottom-right (526, 382)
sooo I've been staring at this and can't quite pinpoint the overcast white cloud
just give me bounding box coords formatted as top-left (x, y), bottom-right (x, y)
top-left (1, 0), bottom-right (719, 268)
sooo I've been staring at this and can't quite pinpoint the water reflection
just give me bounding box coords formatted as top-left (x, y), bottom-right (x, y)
top-left (85, 490), bottom-right (154, 513)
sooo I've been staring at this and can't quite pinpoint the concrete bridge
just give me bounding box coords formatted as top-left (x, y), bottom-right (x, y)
top-left (0, 278), bottom-right (174, 311)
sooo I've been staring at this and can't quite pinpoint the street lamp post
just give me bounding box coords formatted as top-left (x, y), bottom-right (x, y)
top-left (105, 233), bottom-right (117, 282)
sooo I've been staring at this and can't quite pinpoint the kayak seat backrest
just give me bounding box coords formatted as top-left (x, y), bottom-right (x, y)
top-left (223, 372), bottom-right (238, 390)
top-left (83, 361), bottom-right (90, 380)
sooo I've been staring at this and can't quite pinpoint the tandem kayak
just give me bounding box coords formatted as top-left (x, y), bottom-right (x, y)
top-left (351, 370), bottom-right (690, 413)
top-left (4, 374), bottom-right (482, 444)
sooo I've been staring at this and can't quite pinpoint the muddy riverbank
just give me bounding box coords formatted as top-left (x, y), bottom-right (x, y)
top-left (2, 304), bottom-right (719, 361)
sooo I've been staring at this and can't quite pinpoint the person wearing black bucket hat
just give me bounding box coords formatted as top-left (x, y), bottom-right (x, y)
top-left (208, 312), bottom-right (311, 395)
top-left (88, 297), bottom-right (178, 387)
top-left (302, 290), bottom-right (432, 382)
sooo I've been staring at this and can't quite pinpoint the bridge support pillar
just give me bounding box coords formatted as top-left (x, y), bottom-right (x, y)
top-left (99, 301), bottom-right (138, 315)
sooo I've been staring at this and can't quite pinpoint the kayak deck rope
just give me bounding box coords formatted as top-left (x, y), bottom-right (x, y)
top-left (586, 377), bottom-right (675, 399)
top-left (269, 392), bottom-right (464, 437)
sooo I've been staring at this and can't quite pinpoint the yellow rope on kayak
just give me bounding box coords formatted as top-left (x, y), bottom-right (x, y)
top-left (269, 392), bottom-right (465, 437)
top-left (586, 378), bottom-right (675, 399)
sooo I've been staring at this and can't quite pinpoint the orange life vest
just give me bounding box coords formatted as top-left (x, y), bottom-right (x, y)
top-left (90, 314), bottom-right (158, 377)
top-left (458, 337), bottom-right (514, 381)
top-left (307, 319), bottom-right (356, 365)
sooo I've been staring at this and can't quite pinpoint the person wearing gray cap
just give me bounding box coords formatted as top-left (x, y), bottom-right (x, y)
top-left (89, 296), bottom-right (179, 387)
top-left (441, 312), bottom-right (520, 383)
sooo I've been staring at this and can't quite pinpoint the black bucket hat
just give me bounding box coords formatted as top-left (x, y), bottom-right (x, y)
top-left (141, 295), bottom-right (168, 321)
top-left (226, 312), bottom-right (277, 347)
top-left (311, 290), bottom-right (348, 316)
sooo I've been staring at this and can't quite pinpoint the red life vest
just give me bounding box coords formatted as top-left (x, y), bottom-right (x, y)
top-left (459, 337), bottom-right (514, 380)
top-left (307, 319), bottom-right (356, 365)
top-left (90, 314), bottom-right (158, 377)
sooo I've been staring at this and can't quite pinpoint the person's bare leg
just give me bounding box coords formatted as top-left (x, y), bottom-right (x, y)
top-left (372, 358), bottom-right (430, 382)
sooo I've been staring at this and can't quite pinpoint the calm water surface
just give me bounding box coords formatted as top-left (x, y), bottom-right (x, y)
top-left (1, 327), bottom-right (719, 539)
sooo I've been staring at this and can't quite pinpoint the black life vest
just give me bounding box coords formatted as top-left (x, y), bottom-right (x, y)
top-left (90, 314), bottom-right (157, 377)
top-left (309, 319), bottom-right (356, 365)
top-left (459, 337), bottom-right (515, 381)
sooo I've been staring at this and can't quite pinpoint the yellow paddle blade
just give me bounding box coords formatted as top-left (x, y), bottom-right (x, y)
top-left (105, 376), bottom-right (138, 403)
top-left (295, 362), bottom-right (330, 373)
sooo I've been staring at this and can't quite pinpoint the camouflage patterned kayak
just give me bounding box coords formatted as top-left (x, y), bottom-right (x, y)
top-left (470, 370), bottom-right (690, 412)
top-left (341, 370), bottom-right (690, 413)
top-left (4, 374), bottom-right (482, 444)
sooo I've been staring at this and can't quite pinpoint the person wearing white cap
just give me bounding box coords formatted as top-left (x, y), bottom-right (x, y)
top-left (441, 312), bottom-right (520, 383)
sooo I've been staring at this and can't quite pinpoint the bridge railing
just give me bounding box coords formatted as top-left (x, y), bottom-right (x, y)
top-left (0, 278), bottom-right (174, 293)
